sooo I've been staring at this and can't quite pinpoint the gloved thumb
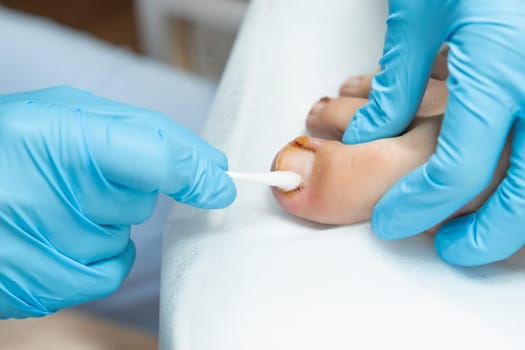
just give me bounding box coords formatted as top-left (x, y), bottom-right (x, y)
top-left (342, 10), bottom-right (444, 144)
top-left (83, 112), bottom-right (236, 209)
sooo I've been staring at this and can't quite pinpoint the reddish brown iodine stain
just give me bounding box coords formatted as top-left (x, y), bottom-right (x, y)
top-left (291, 136), bottom-right (317, 153)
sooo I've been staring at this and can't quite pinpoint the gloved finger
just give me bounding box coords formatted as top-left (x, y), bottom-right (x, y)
top-left (371, 71), bottom-right (513, 239)
top-left (11, 88), bottom-right (235, 209)
top-left (0, 86), bottom-right (93, 105)
top-left (342, 11), bottom-right (444, 144)
top-left (75, 176), bottom-right (159, 226)
top-left (1, 86), bottom-right (227, 166)
top-left (434, 119), bottom-right (525, 266)
top-left (82, 191), bottom-right (158, 226)
top-left (83, 112), bottom-right (236, 209)
top-left (64, 89), bottom-right (229, 167)
top-left (40, 204), bottom-right (132, 264)
top-left (0, 235), bottom-right (135, 318)
top-left (121, 109), bottom-right (229, 168)
top-left (44, 240), bottom-right (136, 311)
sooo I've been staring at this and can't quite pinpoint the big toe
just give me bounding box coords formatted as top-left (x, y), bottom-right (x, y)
top-left (271, 135), bottom-right (414, 225)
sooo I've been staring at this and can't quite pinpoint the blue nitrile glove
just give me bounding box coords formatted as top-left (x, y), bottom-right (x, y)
top-left (0, 86), bottom-right (236, 318)
top-left (343, 1), bottom-right (525, 266)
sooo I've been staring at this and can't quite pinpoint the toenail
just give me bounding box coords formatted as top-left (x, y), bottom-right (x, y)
top-left (275, 137), bottom-right (316, 189)
top-left (309, 96), bottom-right (331, 116)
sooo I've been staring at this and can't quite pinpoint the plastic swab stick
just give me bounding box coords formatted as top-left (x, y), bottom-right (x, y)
top-left (227, 171), bottom-right (302, 191)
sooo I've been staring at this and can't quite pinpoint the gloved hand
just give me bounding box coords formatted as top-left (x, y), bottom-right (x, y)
top-left (343, 0), bottom-right (525, 266)
top-left (0, 86), bottom-right (236, 318)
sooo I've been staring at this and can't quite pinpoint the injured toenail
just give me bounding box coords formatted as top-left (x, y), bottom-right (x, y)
top-left (291, 136), bottom-right (317, 152)
top-left (274, 136), bottom-right (316, 191)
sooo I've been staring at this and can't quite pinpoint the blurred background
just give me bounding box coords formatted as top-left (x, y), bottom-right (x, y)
top-left (1, 0), bottom-right (142, 51)
top-left (2, 0), bottom-right (248, 80)
top-left (0, 0), bottom-right (249, 349)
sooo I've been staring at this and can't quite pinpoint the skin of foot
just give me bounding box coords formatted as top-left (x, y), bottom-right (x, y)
top-left (271, 65), bottom-right (511, 231)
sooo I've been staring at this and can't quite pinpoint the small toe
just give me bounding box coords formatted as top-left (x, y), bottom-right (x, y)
top-left (418, 79), bottom-right (448, 117)
top-left (431, 45), bottom-right (449, 81)
top-left (306, 96), bottom-right (367, 140)
top-left (339, 73), bottom-right (375, 98)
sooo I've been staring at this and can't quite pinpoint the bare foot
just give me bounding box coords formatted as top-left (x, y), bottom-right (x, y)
top-left (271, 61), bottom-right (510, 230)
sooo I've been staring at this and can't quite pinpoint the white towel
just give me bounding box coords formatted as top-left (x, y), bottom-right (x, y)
top-left (160, 0), bottom-right (525, 349)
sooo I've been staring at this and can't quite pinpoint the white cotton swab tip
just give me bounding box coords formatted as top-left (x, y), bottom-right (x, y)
top-left (227, 171), bottom-right (302, 192)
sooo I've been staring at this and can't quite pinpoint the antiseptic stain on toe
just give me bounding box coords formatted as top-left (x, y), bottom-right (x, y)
top-left (291, 136), bottom-right (317, 153)
top-left (273, 136), bottom-right (316, 193)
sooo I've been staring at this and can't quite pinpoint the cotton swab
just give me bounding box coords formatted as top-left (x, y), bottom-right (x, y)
top-left (227, 171), bottom-right (302, 192)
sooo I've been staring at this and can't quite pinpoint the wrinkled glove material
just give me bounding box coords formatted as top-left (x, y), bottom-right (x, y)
top-left (0, 86), bottom-right (236, 318)
top-left (343, 0), bottom-right (525, 266)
